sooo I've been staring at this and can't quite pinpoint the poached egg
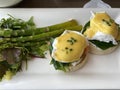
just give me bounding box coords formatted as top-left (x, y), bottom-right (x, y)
top-left (52, 30), bottom-right (88, 63)
top-left (84, 12), bottom-right (118, 45)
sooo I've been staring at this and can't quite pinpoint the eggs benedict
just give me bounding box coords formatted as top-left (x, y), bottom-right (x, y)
top-left (50, 30), bottom-right (89, 72)
top-left (82, 12), bottom-right (119, 54)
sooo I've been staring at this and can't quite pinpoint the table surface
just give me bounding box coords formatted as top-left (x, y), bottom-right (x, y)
top-left (12, 0), bottom-right (120, 8)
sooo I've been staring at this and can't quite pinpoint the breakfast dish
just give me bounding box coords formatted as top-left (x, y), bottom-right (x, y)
top-left (82, 11), bottom-right (120, 54)
top-left (50, 30), bottom-right (89, 72)
top-left (0, 15), bottom-right (82, 80)
top-left (0, 8), bottom-right (120, 89)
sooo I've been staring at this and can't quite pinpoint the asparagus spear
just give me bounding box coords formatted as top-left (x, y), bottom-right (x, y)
top-left (0, 41), bottom-right (46, 50)
top-left (0, 41), bottom-right (48, 58)
top-left (0, 25), bottom-right (82, 44)
top-left (7, 25), bottom-right (82, 42)
top-left (0, 19), bottom-right (78, 37)
top-left (0, 25), bottom-right (82, 57)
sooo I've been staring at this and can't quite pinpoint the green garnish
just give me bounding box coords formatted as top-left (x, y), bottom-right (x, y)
top-left (70, 48), bottom-right (73, 51)
top-left (102, 19), bottom-right (111, 26)
top-left (65, 47), bottom-right (73, 54)
top-left (67, 37), bottom-right (77, 45)
top-left (102, 19), bottom-right (114, 26)
top-left (0, 15), bottom-right (35, 30)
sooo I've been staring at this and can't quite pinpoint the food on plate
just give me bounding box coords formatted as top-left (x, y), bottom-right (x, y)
top-left (0, 15), bottom-right (83, 81)
top-left (50, 30), bottom-right (89, 72)
top-left (82, 12), bottom-right (120, 54)
top-left (0, 15), bottom-right (34, 81)
top-left (0, 15), bottom-right (82, 57)
top-left (0, 18), bottom-right (79, 37)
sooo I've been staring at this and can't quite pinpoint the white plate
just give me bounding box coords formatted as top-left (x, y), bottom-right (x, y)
top-left (0, 8), bottom-right (120, 89)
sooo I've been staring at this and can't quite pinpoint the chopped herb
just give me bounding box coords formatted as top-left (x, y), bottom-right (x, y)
top-left (67, 37), bottom-right (77, 45)
top-left (65, 47), bottom-right (68, 50)
top-left (65, 47), bottom-right (73, 54)
top-left (102, 19), bottom-right (112, 26)
top-left (70, 48), bottom-right (73, 51)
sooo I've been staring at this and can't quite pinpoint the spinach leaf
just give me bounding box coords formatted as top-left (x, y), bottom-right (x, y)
top-left (82, 21), bottom-right (90, 34)
top-left (49, 38), bottom-right (54, 54)
top-left (89, 40), bottom-right (116, 50)
top-left (50, 58), bottom-right (70, 72)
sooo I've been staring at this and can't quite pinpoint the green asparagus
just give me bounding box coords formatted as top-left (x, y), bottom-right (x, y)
top-left (0, 19), bottom-right (78, 37)
top-left (0, 41), bottom-right (46, 50)
top-left (3, 25), bottom-right (82, 43)
top-left (0, 25), bottom-right (82, 44)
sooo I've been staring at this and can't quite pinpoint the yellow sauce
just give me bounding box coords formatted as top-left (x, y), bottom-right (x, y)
top-left (84, 13), bottom-right (118, 39)
top-left (53, 31), bottom-right (87, 62)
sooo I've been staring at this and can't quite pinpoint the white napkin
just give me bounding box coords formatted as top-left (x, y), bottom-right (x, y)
top-left (83, 0), bottom-right (111, 8)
